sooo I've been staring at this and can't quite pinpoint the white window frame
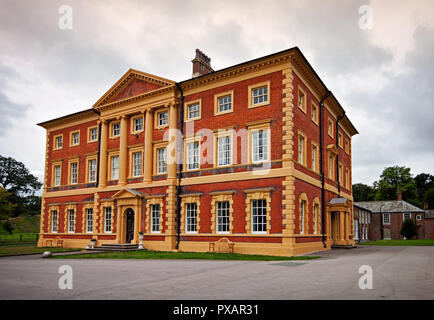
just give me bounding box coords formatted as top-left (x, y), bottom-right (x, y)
top-left (86, 208), bottom-right (93, 233)
top-left (151, 204), bottom-right (161, 233)
top-left (55, 135), bottom-right (63, 149)
top-left (112, 123), bottom-right (120, 137)
top-left (158, 111), bottom-right (168, 127)
top-left (383, 213), bottom-right (390, 225)
top-left (89, 127), bottom-right (98, 142)
top-left (216, 201), bottom-right (230, 234)
top-left (185, 203), bottom-right (198, 234)
top-left (71, 132), bottom-right (80, 146)
top-left (313, 204), bottom-right (318, 234)
top-left (68, 209), bottom-right (75, 233)
top-left (300, 200), bottom-right (305, 234)
top-left (251, 199), bottom-right (267, 234)
top-left (54, 165), bottom-right (61, 186)
top-left (252, 86), bottom-right (268, 106)
top-left (104, 207), bottom-right (112, 233)
top-left (70, 162), bottom-right (78, 184)
top-left (88, 159), bottom-right (96, 183)
top-left (188, 103), bottom-right (200, 120)
top-left (51, 210), bottom-right (58, 233)
top-left (186, 141), bottom-right (200, 171)
top-left (111, 155), bottom-right (119, 180)
top-left (134, 117), bottom-right (143, 132)
top-left (218, 95), bottom-right (232, 113)
top-left (132, 152), bottom-right (143, 177)
top-left (157, 147), bottom-right (167, 174)
top-left (416, 215), bottom-right (422, 221)
top-left (217, 134), bottom-right (232, 167)
top-left (403, 213), bottom-right (411, 221)
top-left (251, 128), bottom-right (269, 163)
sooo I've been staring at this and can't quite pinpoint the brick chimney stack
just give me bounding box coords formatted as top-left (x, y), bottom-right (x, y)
top-left (397, 189), bottom-right (403, 201)
top-left (192, 49), bottom-right (214, 78)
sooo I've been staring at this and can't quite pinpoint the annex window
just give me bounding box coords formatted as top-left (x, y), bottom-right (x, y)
top-left (298, 88), bottom-right (306, 112)
top-left (300, 200), bottom-right (306, 234)
top-left (416, 215), bottom-right (422, 221)
top-left (54, 165), bottom-right (61, 186)
top-left (112, 122), bottom-right (120, 137)
top-left (248, 81), bottom-right (270, 108)
top-left (403, 213), bottom-right (411, 221)
top-left (70, 161), bottom-right (78, 184)
top-left (186, 141), bottom-right (200, 171)
top-left (111, 155), bottom-right (119, 180)
top-left (185, 203), bottom-right (198, 233)
top-left (132, 152), bottom-right (143, 177)
top-left (51, 210), bottom-right (58, 233)
top-left (217, 135), bottom-right (231, 167)
top-left (104, 207), bottom-right (112, 233)
top-left (157, 110), bottom-right (168, 128)
top-left (216, 201), bottom-right (230, 234)
top-left (70, 131), bottom-right (80, 146)
top-left (68, 209), bottom-right (75, 233)
top-left (54, 135), bottom-right (63, 150)
top-left (252, 128), bottom-right (269, 163)
top-left (88, 159), bottom-right (96, 183)
top-left (251, 199), bottom-right (267, 234)
top-left (151, 204), bottom-right (161, 233)
top-left (157, 147), bottom-right (167, 174)
top-left (86, 208), bottom-right (93, 233)
top-left (383, 213), bottom-right (390, 225)
top-left (88, 127), bottom-right (98, 142)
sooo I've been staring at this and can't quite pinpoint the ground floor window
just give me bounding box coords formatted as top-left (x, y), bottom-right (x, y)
top-left (151, 204), bottom-right (161, 233)
top-left (353, 219), bottom-right (358, 240)
top-left (216, 201), bottom-right (230, 233)
top-left (51, 210), bottom-right (58, 233)
top-left (251, 199), bottom-right (267, 234)
top-left (185, 203), bottom-right (197, 233)
top-left (68, 209), bottom-right (75, 233)
top-left (104, 207), bottom-right (112, 233)
top-left (86, 208), bottom-right (93, 233)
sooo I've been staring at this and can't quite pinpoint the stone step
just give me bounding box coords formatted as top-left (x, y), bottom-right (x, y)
top-left (101, 243), bottom-right (138, 249)
top-left (331, 245), bottom-right (358, 249)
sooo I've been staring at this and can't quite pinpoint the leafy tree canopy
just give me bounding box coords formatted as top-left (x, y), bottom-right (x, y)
top-left (425, 187), bottom-right (434, 209)
top-left (352, 183), bottom-right (376, 202)
top-left (0, 155), bottom-right (42, 196)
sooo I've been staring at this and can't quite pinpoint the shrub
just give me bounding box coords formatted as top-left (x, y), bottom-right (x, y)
top-left (3, 221), bottom-right (14, 235)
top-left (400, 219), bottom-right (418, 239)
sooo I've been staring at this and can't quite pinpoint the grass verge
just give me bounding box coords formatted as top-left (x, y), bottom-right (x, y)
top-left (360, 239), bottom-right (434, 246)
top-left (0, 245), bottom-right (80, 257)
top-left (51, 250), bottom-right (321, 261)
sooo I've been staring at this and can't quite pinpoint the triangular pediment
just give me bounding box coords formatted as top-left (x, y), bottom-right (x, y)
top-left (93, 69), bottom-right (175, 108)
top-left (111, 188), bottom-right (144, 199)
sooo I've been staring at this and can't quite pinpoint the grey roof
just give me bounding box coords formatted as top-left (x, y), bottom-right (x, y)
top-left (125, 188), bottom-right (144, 197)
top-left (425, 209), bottom-right (434, 219)
top-left (354, 201), bottom-right (424, 213)
top-left (329, 197), bottom-right (348, 204)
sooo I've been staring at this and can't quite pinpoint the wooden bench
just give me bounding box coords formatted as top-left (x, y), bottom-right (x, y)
top-left (209, 238), bottom-right (234, 253)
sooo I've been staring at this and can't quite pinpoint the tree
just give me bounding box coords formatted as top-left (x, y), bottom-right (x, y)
top-left (414, 173), bottom-right (434, 206)
top-left (0, 188), bottom-right (16, 220)
top-left (425, 187), bottom-right (434, 209)
top-left (374, 166), bottom-right (420, 207)
top-left (352, 183), bottom-right (376, 202)
top-left (0, 155), bottom-right (42, 196)
top-left (400, 219), bottom-right (418, 240)
top-left (2, 221), bottom-right (14, 235)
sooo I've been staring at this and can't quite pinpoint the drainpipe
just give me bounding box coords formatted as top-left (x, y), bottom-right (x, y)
top-left (175, 83), bottom-right (184, 250)
top-left (92, 109), bottom-right (102, 188)
top-left (319, 91), bottom-right (332, 248)
top-left (335, 111), bottom-right (346, 196)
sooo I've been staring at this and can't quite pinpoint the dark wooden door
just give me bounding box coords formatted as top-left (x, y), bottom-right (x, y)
top-left (126, 210), bottom-right (134, 243)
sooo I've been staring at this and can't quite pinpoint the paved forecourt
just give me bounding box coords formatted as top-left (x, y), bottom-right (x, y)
top-left (0, 246), bottom-right (433, 300)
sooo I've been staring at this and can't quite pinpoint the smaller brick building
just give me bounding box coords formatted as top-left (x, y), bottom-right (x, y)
top-left (355, 201), bottom-right (429, 240)
top-left (353, 204), bottom-right (371, 242)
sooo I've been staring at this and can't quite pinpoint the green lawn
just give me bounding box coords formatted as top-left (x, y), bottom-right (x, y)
top-left (0, 232), bottom-right (39, 244)
top-left (0, 245), bottom-right (80, 257)
top-left (360, 239), bottom-right (434, 246)
top-left (51, 250), bottom-right (321, 261)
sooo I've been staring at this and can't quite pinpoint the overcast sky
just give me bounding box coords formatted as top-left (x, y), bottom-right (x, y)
top-left (0, 0), bottom-right (433, 187)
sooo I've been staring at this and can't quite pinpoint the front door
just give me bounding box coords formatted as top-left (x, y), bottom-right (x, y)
top-left (126, 209), bottom-right (134, 243)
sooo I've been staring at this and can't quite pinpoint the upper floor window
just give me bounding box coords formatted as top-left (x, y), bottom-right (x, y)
top-left (188, 103), bottom-right (200, 120)
top-left (157, 147), bottom-right (167, 174)
top-left (217, 135), bottom-right (231, 167)
top-left (70, 162), bottom-right (78, 184)
top-left (248, 81), bottom-right (270, 108)
top-left (328, 154), bottom-right (334, 180)
top-left (311, 103), bottom-right (318, 124)
top-left (345, 139), bottom-right (350, 154)
top-left (298, 135), bottom-right (305, 165)
top-left (311, 144), bottom-right (318, 172)
top-left (112, 122), bottom-right (120, 137)
top-left (218, 95), bottom-right (232, 113)
top-left (157, 110), bottom-right (168, 128)
top-left (88, 159), bottom-right (96, 182)
top-left (328, 118), bottom-right (334, 137)
top-left (132, 152), bottom-right (143, 177)
top-left (252, 128), bottom-right (269, 163)
top-left (298, 88), bottom-right (306, 112)
top-left (111, 156), bottom-right (119, 180)
top-left (133, 117), bottom-right (143, 132)
top-left (88, 127), bottom-right (98, 142)
top-left (338, 132), bottom-right (343, 148)
top-left (186, 141), bottom-right (199, 171)
top-left (70, 131), bottom-right (80, 146)
top-left (54, 135), bottom-right (63, 150)
top-left (54, 165), bottom-right (61, 186)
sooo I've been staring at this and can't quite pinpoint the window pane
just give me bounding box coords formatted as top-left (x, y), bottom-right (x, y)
top-left (157, 148), bottom-right (167, 174)
top-left (86, 208), bottom-right (93, 233)
top-left (252, 199), bottom-right (267, 233)
top-left (113, 123), bottom-right (120, 136)
top-left (252, 129), bottom-right (268, 162)
top-left (217, 201), bottom-right (230, 233)
top-left (186, 203), bottom-right (197, 233)
top-left (134, 117), bottom-right (143, 131)
top-left (151, 204), bottom-right (160, 232)
top-left (187, 142), bottom-right (199, 170)
top-left (88, 159), bottom-right (96, 182)
top-left (218, 95), bottom-right (232, 112)
top-left (133, 152), bottom-right (142, 177)
top-left (71, 162), bottom-right (78, 184)
top-left (104, 207), bottom-right (112, 232)
top-left (159, 111), bottom-right (168, 126)
top-left (218, 136), bottom-right (231, 166)
top-left (252, 86), bottom-right (268, 105)
top-left (188, 103), bottom-right (200, 119)
top-left (111, 156), bottom-right (119, 180)
top-left (51, 210), bottom-right (58, 232)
